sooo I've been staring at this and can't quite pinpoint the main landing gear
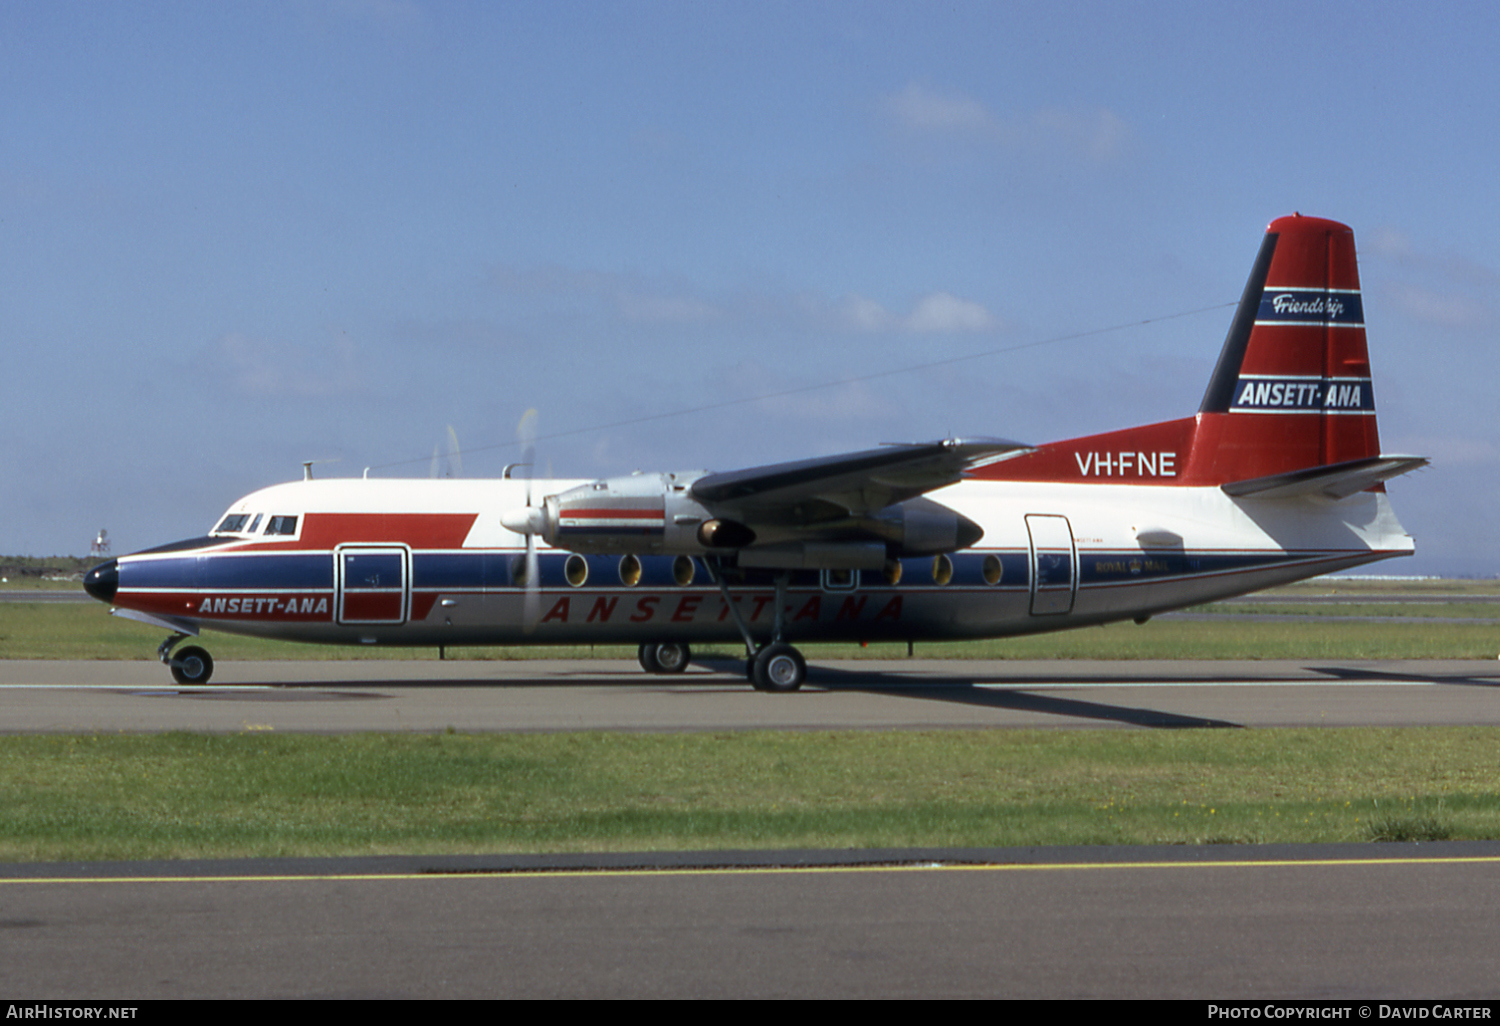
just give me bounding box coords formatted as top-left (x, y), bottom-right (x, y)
top-left (637, 565), bottom-right (811, 693)
top-left (159, 633), bottom-right (214, 685)
top-left (747, 642), bottom-right (806, 693)
top-left (709, 559), bottom-right (809, 693)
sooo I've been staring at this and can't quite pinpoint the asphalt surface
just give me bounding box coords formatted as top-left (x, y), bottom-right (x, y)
top-left (4, 844), bottom-right (1500, 998)
top-left (4, 656), bottom-right (1500, 999)
top-left (2, 657), bottom-right (1498, 732)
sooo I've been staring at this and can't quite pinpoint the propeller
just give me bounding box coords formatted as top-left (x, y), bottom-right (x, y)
top-left (430, 425), bottom-right (463, 478)
top-left (515, 409), bottom-right (540, 632)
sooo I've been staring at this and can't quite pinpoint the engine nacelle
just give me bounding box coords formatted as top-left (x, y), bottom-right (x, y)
top-left (508, 475), bottom-right (979, 563)
top-left (530, 472), bottom-right (757, 556)
top-left (874, 496), bottom-right (985, 557)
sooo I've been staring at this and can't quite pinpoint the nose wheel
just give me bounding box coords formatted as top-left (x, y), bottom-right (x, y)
top-left (638, 642), bottom-right (692, 674)
top-left (158, 634), bottom-right (214, 685)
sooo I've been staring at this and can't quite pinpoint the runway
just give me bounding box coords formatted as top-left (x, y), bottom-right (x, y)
top-left (2, 657), bottom-right (1498, 733)
top-left (4, 657), bottom-right (1499, 999)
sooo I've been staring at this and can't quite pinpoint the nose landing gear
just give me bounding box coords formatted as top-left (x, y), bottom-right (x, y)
top-left (158, 633), bottom-right (215, 685)
top-left (638, 642), bottom-right (692, 674)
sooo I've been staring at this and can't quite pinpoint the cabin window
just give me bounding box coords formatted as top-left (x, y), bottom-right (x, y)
top-left (264, 515), bottom-right (298, 536)
top-left (932, 554), bottom-right (953, 586)
top-left (618, 554), bottom-right (642, 587)
top-left (982, 554), bottom-right (1003, 586)
top-left (215, 514), bottom-right (250, 534)
top-left (565, 554), bottom-right (589, 587)
top-left (246, 513), bottom-right (263, 534)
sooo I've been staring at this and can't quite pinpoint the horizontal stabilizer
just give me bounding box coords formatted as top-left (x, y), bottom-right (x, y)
top-left (1221, 455), bottom-right (1428, 501)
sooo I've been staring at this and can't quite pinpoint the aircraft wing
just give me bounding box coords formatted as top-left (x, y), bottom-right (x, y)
top-left (690, 437), bottom-right (1029, 523)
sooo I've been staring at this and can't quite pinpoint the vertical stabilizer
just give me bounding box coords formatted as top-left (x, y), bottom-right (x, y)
top-left (970, 214), bottom-right (1417, 491)
top-left (1191, 214), bottom-right (1381, 483)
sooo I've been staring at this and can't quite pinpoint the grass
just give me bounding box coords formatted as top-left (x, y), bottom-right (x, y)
top-left (1, 728), bottom-right (1497, 862)
top-left (3, 578), bottom-right (1496, 862)
top-left (1188, 602), bottom-right (1500, 619)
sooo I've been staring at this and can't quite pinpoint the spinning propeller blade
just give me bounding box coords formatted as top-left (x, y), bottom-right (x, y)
top-left (516, 409), bottom-right (541, 632)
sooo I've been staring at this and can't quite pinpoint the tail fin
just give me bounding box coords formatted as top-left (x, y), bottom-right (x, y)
top-left (973, 214), bottom-right (1425, 491)
top-left (1191, 213), bottom-right (1381, 482)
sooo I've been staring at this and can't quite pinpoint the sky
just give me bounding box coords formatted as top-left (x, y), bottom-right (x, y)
top-left (3, 1), bottom-right (1496, 577)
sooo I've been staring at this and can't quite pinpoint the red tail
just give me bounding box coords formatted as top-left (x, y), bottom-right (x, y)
top-left (977, 215), bottom-right (1390, 488)
top-left (1191, 213), bottom-right (1379, 482)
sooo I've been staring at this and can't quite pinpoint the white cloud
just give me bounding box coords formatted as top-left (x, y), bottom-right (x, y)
top-left (615, 292), bottom-right (722, 325)
top-left (212, 331), bottom-right (361, 397)
top-left (838, 291), bottom-right (997, 333)
top-left (487, 263), bottom-right (722, 325)
top-left (1365, 226), bottom-right (1499, 330)
top-left (1397, 436), bottom-right (1498, 466)
top-left (885, 83), bottom-right (996, 133)
top-left (882, 83), bottom-right (1129, 162)
top-left (1032, 106), bottom-right (1130, 161)
top-left (907, 292), bottom-right (996, 332)
top-left (838, 293), bottom-right (897, 331)
top-left (1384, 282), bottom-right (1492, 331)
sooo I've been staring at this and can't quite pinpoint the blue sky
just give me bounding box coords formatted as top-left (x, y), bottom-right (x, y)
top-left (3, 1), bottom-right (1496, 577)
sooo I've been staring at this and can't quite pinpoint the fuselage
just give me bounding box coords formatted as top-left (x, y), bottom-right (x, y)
top-left (87, 473), bottom-right (1414, 650)
top-left (81, 215), bottom-right (1427, 690)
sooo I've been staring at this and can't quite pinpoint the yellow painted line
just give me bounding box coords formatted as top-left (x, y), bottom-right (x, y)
top-left (6, 854), bottom-right (1500, 885)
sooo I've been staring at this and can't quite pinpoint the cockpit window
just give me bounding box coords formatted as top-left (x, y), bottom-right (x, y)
top-left (212, 512), bottom-right (275, 537)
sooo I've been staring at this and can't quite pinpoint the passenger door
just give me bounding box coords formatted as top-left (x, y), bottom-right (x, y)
top-left (1026, 514), bottom-right (1076, 615)
top-left (335, 545), bottom-right (410, 625)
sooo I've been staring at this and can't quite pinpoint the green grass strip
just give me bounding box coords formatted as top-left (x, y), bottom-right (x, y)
top-left (3, 602), bottom-right (1499, 660)
top-left (2, 728), bottom-right (1498, 862)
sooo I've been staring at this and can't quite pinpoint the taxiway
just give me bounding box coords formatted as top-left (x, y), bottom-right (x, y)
top-left (1, 657), bottom-right (1497, 733)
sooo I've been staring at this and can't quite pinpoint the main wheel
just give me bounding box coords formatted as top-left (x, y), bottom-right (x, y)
top-left (652, 642), bottom-right (691, 674)
top-left (170, 646), bottom-right (214, 685)
top-left (638, 643), bottom-right (660, 673)
top-left (751, 643), bottom-right (805, 693)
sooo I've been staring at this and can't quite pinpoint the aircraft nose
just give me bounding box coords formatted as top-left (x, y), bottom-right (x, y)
top-left (83, 559), bottom-right (118, 604)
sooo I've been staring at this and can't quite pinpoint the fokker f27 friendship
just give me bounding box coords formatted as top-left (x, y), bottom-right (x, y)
top-left (85, 215), bottom-right (1426, 690)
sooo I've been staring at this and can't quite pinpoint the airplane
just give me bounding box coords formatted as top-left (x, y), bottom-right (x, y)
top-left (83, 214), bottom-right (1427, 691)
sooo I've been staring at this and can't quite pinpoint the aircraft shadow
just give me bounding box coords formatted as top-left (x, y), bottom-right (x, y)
top-left (211, 657), bottom-right (1500, 729)
top-left (214, 660), bottom-right (1241, 728)
top-left (1306, 666), bottom-right (1500, 689)
top-left (692, 658), bottom-right (1242, 729)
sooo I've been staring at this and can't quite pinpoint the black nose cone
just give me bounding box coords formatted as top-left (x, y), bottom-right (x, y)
top-left (83, 559), bottom-right (118, 604)
top-left (955, 512), bottom-right (985, 551)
